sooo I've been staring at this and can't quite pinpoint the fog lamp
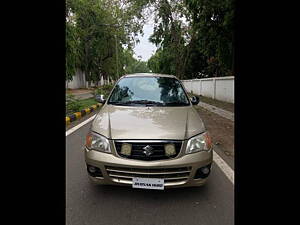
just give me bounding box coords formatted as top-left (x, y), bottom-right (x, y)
top-left (165, 144), bottom-right (176, 156)
top-left (88, 166), bottom-right (96, 173)
top-left (121, 143), bottom-right (132, 156)
top-left (201, 167), bottom-right (210, 174)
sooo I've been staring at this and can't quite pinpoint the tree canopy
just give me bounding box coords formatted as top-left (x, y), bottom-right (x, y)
top-left (66, 0), bottom-right (234, 82)
top-left (147, 0), bottom-right (234, 79)
top-left (66, 0), bottom-right (149, 82)
top-left (122, 49), bottom-right (150, 74)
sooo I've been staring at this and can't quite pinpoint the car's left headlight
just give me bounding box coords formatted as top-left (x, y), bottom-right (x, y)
top-left (86, 131), bottom-right (111, 153)
top-left (186, 132), bottom-right (212, 154)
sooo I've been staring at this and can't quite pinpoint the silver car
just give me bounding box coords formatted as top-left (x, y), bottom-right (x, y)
top-left (85, 73), bottom-right (213, 189)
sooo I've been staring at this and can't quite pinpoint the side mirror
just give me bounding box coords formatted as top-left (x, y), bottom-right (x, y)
top-left (190, 96), bottom-right (200, 105)
top-left (95, 94), bottom-right (106, 104)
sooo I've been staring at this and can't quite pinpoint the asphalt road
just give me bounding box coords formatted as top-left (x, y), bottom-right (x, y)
top-left (66, 119), bottom-right (234, 225)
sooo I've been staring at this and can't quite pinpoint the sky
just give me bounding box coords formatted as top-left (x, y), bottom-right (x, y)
top-left (132, 11), bottom-right (188, 62)
top-left (133, 20), bottom-right (157, 62)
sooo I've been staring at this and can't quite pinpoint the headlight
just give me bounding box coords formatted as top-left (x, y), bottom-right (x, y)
top-left (86, 132), bottom-right (111, 153)
top-left (186, 132), bottom-right (212, 154)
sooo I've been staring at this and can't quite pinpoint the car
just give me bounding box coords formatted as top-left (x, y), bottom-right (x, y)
top-left (84, 73), bottom-right (213, 189)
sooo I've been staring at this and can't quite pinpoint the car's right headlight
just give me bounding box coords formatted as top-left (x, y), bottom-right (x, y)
top-left (186, 132), bottom-right (212, 154)
top-left (86, 131), bottom-right (111, 153)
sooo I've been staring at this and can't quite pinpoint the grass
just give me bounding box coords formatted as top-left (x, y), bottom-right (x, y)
top-left (77, 98), bottom-right (98, 111)
top-left (66, 97), bottom-right (99, 116)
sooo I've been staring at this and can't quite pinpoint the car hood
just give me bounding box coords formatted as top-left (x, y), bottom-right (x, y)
top-left (92, 104), bottom-right (205, 140)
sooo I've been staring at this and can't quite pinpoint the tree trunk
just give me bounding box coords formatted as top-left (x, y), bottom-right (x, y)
top-left (232, 31), bottom-right (235, 75)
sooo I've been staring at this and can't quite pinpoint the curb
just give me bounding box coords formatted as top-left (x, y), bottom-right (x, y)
top-left (66, 103), bottom-right (102, 125)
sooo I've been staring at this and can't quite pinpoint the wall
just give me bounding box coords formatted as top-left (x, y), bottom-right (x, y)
top-left (66, 70), bottom-right (114, 89)
top-left (66, 70), bottom-right (86, 89)
top-left (181, 76), bottom-right (234, 103)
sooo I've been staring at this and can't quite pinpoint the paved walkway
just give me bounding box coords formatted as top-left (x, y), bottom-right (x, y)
top-left (66, 90), bottom-right (94, 100)
top-left (198, 102), bottom-right (234, 121)
top-left (72, 92), bottom-right (94, 100)
top-left (66, 88), bottom-right (93, 94)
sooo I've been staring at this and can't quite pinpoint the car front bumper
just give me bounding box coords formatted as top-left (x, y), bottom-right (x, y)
top-left (84, 146), bottom-right (213, 188)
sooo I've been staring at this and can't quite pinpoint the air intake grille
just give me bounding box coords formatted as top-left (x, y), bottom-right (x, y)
top-left (105, 166), bottom-right (191, 185)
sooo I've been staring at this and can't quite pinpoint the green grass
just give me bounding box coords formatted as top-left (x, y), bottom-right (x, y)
top-left (66, 97), bottom-right (99, 117)
top-left (77, 98), bottom-right (98, 111)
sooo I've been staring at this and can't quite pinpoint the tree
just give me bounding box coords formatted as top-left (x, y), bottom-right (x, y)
top-left (122, 48), bottom-right (150, 74)
top-left (185, 0), bottom-right (234, 76)
top-left (147, 0), bottom-right (190, 79)
top-left (66, 0), bottom-right (234, 82)
top-left (66, 0), bottom-right (80, 81)
top-left (66, 0), bottom-right (147, 83)
top-left (144, 0), bottom-right (234, 79)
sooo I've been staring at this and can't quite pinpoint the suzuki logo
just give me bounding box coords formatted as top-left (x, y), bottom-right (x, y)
top-left (143, 145), bottom-right (154, 156)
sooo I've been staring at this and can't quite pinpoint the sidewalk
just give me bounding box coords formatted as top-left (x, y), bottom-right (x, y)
top-left (66, 89), bottom-right (94, 100)
top-left (198, 102), bottom-right (234, 121)
top-left (194, 100), bottom-right (234, 169)
top-left (66, 88), bottom-right (94, 94)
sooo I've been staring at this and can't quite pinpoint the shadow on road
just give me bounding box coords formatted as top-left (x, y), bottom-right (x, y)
top-left (67, 162), bottom-right (233, 225)
top-left (88, 179), bottom-right (211, 202)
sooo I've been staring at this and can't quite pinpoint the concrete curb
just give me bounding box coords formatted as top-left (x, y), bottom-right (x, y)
top-left (66, 103), bottom-right (102, 125)
top-left (198, 102), bottom-right (234, 121)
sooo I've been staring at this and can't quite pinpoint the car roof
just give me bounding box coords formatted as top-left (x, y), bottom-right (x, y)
top-left (121, 73), bottom-right (177, 79)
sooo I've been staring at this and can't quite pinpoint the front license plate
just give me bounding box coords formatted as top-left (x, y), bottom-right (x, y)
top-left (132, 177), bottom-right (164, 190)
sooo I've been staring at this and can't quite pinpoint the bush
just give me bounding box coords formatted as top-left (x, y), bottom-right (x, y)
top-left (93, 84), bottom-right (114, 98)
top-left (66, 94), bottom-right (82, 115)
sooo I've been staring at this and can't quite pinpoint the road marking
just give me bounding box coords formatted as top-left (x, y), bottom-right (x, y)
top-left (65, 114), bottom-right (234, 185)
top-left (66, 115), bottom-right (96, 137)
top-left (213, 150), bottom-right (234, 184)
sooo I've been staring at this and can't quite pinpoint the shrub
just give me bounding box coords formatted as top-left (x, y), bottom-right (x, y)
top-left (66, 94), bottom-right (82, 115)
top-left (93, 84), bottom-right (114, 98)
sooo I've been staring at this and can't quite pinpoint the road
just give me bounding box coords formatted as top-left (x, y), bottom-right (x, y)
top-left (66, 118), bottom-right (234, 225)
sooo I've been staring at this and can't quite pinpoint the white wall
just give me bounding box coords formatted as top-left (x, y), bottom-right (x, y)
top-left (66, 70), bottom-right (86, 89)
top-left (191, 80), bottom-right (201, 95)
top-left (66, 70), bottom-right (114, 89)
top-left (201, 79), bottom-right (214, 99)
top-left (181, 76), bottom-right (234, 103)
top-left (215, 78), bottom-right (234, 103)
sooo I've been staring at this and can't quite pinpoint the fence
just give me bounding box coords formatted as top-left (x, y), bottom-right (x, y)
top-left (181, 76), bottom-right (234, 103)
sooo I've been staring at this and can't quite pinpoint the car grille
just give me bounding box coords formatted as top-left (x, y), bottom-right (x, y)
top-left (114, 140), bottom-right (182, 161)
top-left (105, 166), bottom-right (192, 186)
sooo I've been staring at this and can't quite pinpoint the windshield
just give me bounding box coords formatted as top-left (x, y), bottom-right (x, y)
top-left (108, 76), bottom-right (190, 106)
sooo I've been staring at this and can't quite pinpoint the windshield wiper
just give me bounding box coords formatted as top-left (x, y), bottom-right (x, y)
top-left (123, 100), bottom-right (164, 106)
top-left (110, 100), bottom-right (189, 106)
top-left (164, 102), bottom-right (189, 106)
top-left (108, 101), bottom-right (130, 105)
top-left (109, 100), bottom-right (164, 106)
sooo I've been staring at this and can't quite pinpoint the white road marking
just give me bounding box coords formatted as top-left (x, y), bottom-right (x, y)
top-left (66, 114), bottom-right (234, 185)
top-left (213, 150), bottom-right (234, 184)
top-left (66, 115), bottom-right (96, 136)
